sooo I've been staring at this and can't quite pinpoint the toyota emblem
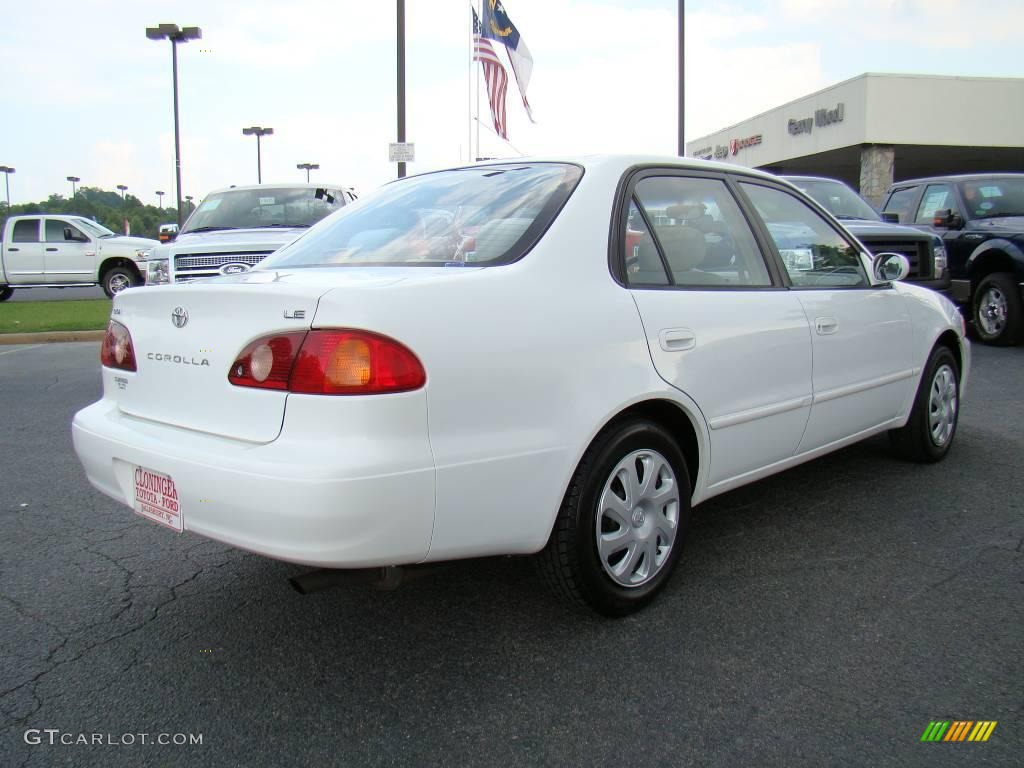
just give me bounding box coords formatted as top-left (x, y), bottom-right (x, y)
top-left (171, 306), bottom-right (189, 328)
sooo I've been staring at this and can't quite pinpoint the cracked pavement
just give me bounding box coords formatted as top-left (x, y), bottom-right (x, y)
top-left (1, 341), bottom-right (1021, 767)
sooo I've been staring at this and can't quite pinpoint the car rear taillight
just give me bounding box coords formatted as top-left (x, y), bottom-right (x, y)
top-left (228, 332), bottom-right (306, 390)
top-left (228, 330), bottom-right (426, 395)
top-left (101, 321), bottom-right (137, 371)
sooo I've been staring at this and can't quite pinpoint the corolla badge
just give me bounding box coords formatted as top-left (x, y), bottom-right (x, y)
top-left (219, 262), bottom-right (251, 275)
top-left (171, 306), bottom-right (189, 328)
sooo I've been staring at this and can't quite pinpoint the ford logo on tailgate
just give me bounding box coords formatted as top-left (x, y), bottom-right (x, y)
top-left (219, 262), bottom-right (251, 275)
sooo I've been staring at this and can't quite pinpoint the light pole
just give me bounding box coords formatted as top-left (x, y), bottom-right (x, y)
top-left (117, 184), bottom-right (128, 201)
top-left (67, 175), bottom-right (80, 199)
top-left (146, 23), bottom-right (202, 228)
top-left (678, 0), bottom-right (685, 156)
top-left (297, 162), bottom-right (319, 182)
top-left (0, 166), bottom-right (16, 209)
top-left (396, 0), bottom-right (406, 178)
top-left (156, 190), bottom-right (165, 209)
top-left (242, 126), bottom-right (273, 183)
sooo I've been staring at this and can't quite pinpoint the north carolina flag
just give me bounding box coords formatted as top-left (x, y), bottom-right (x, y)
top-left (481, 1), bottom-right (535, 122)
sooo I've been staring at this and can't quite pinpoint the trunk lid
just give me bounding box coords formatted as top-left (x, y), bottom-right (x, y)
top-left (112, 272), bottom-right (329, 443)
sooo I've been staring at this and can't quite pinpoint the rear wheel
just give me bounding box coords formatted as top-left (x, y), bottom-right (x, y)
top-left (889, 345), bottom-right (960, 462)
top-left (0, 286), bottom-right (13, 302)
top-left (972, 272), bottom-right (1022, 345)
top-left (102, 266), bottom-right (140, 298)
top-left (537, 419), bottom-right (691, 617)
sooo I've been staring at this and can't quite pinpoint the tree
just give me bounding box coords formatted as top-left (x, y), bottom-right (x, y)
top-left (0, 186), bottom-right (178, 239)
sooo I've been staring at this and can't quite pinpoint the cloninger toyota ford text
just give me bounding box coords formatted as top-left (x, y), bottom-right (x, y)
top-left (72, 156), bottom-right (969, 616)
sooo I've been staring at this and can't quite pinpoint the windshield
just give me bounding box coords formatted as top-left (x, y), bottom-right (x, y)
top-left (959, 179), bottom-right (1024, 219)
top-left (259, 163), bottom-right (583, 269)
top-left (74, 218), bottom-right (117, 237)
top-left (788, 179), bottom-right (880, 221)
top-left (180, 187), bottom-right (347, 234)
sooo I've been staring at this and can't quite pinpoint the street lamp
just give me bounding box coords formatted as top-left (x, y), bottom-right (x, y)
top-left (297, 162), bottom-right (319, 183)
top-left (146, 22), bottom-right (202, 228)
top-left (156, 190), bottom-right (165, 209)
top-left (117, 184), bottom-right (128, 200)
top-left (67, 175), bottom-right (80, 199)
top-left (185, 194), bottom-right (194, 214)
top-left (242, 126), bottom-right (273, 184)
top-left (0, 166), bottom-right (15, 209)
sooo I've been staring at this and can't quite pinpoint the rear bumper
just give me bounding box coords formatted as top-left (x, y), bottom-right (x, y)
top-left (72, 394), bottom-right (435, 568)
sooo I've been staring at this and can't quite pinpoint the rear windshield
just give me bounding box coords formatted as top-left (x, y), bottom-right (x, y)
top-left (258, 163), bottom-right (583, 269)
top-left (180, 187), bottom-right (347, 234)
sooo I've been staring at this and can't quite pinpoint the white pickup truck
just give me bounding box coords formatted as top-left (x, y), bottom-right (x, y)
top-left (142, 183), bottom-right (354, 284)
top-left (0, 215), bottom-right (158, 301)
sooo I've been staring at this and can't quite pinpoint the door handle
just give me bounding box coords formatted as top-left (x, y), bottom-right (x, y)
top-left (46, 247), bottom-right (58, 252)
top-left (7, 247), bottom-right (18, 252)
top-left (815, 317), bottom-right (839, 335)
top-left (658, 328), bottom-right (696, 352)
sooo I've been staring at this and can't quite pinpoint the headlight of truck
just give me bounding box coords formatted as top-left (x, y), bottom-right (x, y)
top-left (933, 239), bottom-right (947, 278)
top-left (145, 258), bottom-right (170, 285)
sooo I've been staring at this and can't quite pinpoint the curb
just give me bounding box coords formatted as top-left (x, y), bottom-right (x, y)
top-left (0, 330), bottom-right (105, 345)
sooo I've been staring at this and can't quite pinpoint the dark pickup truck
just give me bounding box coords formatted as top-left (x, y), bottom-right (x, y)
top-left (881, 174), bottom-right (1024, 345)
top-left (782, 176), bottom-right (949, 294)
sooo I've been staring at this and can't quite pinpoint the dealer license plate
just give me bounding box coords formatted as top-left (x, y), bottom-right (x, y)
top-left (133, 465), bottom-right (183, 533)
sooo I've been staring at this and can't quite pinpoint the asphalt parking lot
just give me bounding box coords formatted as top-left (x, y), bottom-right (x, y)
top-left (6, 286), bottom-right (107, 302)
top-left (1, 341), bottom-right (1021, 767)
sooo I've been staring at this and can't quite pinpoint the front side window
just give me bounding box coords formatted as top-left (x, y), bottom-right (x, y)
top-left (12, 220), bottom-right (39, 243)
top-left (627, 176), bottom-right (771, 287)
top-left (260, 163), bottom-right (582, 269)
top-left (882, 186), bottom-right (918, 224)
top-left (915, 184), bottom-right (955, 225)
top-left (741, 183), bottom-right (867, 288)
top-left (45, 220), bottom-right (85, 242)
top-left (787, 179), bottom-right (880, 221)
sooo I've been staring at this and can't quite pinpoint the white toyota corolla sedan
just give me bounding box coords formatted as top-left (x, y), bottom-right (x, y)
top-left (73, 156), bottom-right (969, 616)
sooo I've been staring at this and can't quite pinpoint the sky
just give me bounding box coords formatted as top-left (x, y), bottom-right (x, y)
top-left (1, 0), bottom-right (1021, 208)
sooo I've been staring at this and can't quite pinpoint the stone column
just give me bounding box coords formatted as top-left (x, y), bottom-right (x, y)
top-left (859, 145), bottom-right (895, 207)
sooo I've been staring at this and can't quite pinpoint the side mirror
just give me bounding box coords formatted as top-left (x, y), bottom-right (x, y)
top-left (872, 252), bottom-right (911, 283)
top-left (932, 208), bottom-right (963, 229)
top-left (879, 211), bottom-right (900, 224)
top-left (64, 227), bottom-right (88, 242)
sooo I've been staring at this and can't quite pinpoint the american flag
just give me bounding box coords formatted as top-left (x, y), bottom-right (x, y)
top-left (473, 8), bottom-right (508, 140)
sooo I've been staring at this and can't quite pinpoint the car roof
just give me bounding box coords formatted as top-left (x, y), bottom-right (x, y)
top-left (780, 175), bottom-right (847, 184)
top-left (888, 173), bottom-right (1024, 189)
top-left (204, 182), bottom-right (352, 195)
top-left (404, 154), bottom-right (791, 186)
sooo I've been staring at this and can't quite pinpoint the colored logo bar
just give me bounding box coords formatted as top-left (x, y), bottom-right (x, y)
top-left (921, 721), bottom-right (997, 742)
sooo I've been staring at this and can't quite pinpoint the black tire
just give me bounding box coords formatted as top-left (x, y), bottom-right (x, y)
top-left (101, 266), bottom-right (140, 298)
top-left (536, 419), bottom-right (692, 617)
top-left (0, 286), bottom-right (13, 302)
top-left (889, 345), bottom-right (960, 463)
top-left (972, 272), bottom-right (1022, 346)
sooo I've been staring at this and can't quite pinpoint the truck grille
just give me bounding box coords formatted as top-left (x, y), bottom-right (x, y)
top-left (172, 251), bottom-right (275, 281)
top-left (856, 239), bottom-right (930, 279)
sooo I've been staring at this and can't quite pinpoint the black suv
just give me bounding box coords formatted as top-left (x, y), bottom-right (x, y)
top-left (881, 174), bottom-right (1024, 345)
top-left (782, 176), bottom-right (948, 293)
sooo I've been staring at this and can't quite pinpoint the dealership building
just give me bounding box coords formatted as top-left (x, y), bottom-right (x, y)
top-left (685, 73), bottom-right (1024, 204)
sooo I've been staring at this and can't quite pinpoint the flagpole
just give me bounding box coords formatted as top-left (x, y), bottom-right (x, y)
top-left (468, 4), bottom-right (473, 163)
top-left (475, 2), bottom-right (481, 161)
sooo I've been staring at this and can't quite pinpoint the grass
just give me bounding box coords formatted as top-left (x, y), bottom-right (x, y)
top-left (0, 299), bottom-right (112, 334)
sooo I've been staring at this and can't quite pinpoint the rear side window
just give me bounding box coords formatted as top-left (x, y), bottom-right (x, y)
top-left (260, 163), bottom-right (583, 269)
top-left (915, 184), bottom-right (954, 224)
top-left (12, 219), bottom-right (39, 243)
top-left (627, 176), bottom-right (771, 287)
top-left (882, 186), bottom-right (918, 224)
top-left (741, 183), bottom-right (867, 288)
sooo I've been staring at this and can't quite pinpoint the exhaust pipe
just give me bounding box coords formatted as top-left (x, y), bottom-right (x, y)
top-left (289, 566), bottom-right (404, 595)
